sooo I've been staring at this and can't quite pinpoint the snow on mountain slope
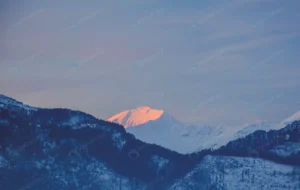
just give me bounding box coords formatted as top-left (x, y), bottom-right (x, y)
top-left (170, 155), bottom-right (300, 190)
top-left (107, 106), bottom-right (165, 128)
top-left (108, 106), bottom-right (241, 153)
top-left (281, 111), bottom-right (300, 126)
top-left (177, 124), bottom-right (240, 153)
top-left (109, 107), bottom-right (280, 153)
top-left (0, 94), bottom-right (37, 111)
top-left (234, 111), bottom-right (300, 140)
top-left (109, 106), bottom-right (297, 154)
top-left (233, 121), bottom-right (281, 140)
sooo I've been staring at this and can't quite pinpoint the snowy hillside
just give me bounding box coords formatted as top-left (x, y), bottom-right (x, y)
top-left (269, 142), bottom-right (300, 158)
top-left (234, 121), bottom-right (282, 140)
top-left (108, 106), bottom-right (241, 153)
top-left (170, 155), bottom-right (300, 190)
top-left (108, 107), bottom-right (288, 154)
top-left (126, 118), bottom-right (239, 154)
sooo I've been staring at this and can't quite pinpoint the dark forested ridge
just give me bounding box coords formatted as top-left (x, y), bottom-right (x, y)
top-left (0, 94), bottom-right (200, 189)
top-left (0, 94), bottom-right (299, 189)
top-left (213, 121), bottom-right (300, 165)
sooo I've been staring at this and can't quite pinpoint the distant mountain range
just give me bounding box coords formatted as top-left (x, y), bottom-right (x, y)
top-left (1, 94), bottom-right (300, 189)
top-left (108, 106), bottom-right (296, 154)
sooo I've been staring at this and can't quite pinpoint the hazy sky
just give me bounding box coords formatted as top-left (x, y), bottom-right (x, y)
top-left (0, 0), bottom-right (300, 126)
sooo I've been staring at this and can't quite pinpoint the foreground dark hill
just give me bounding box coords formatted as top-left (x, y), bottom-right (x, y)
top-left (0, 94), bottom-right (299, 190)
top-left (0, 94), bottom-right (203, 189)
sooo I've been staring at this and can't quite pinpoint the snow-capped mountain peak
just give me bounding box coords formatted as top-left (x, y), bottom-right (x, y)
top-left (108, 106), bottom-right (299, 154)
top-left (108, 106), bottom-right (239, 153)
top-left (281, 111), bottom-right (300, 126)
top-left (107, 106), bottom-right (165, 128)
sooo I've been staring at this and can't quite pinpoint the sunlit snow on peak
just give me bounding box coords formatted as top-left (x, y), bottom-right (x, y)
top-left (107, 106), bottom-right (164, 128)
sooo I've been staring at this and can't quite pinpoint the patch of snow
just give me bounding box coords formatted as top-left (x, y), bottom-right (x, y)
top-left (111, 131), bottom-right (126, 150)
top-left (151, 155), bottom-right (170, 177)
top-left (79, 123), bottom-right (98, 128)
top-left (269, 142), bottom-right (300, 157)
top-left (61, 115), bottom-right (84, 128)
top-left (0, 155), bottom-right (9, 168)
top-left (0, 119), bottom-right (9, 126)
top-left (35, 160), bottom-right (43, 169)
top-left (60, 115), bottom-right (98, 129)
top-left (152, 155), bottom-right (169, 170)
